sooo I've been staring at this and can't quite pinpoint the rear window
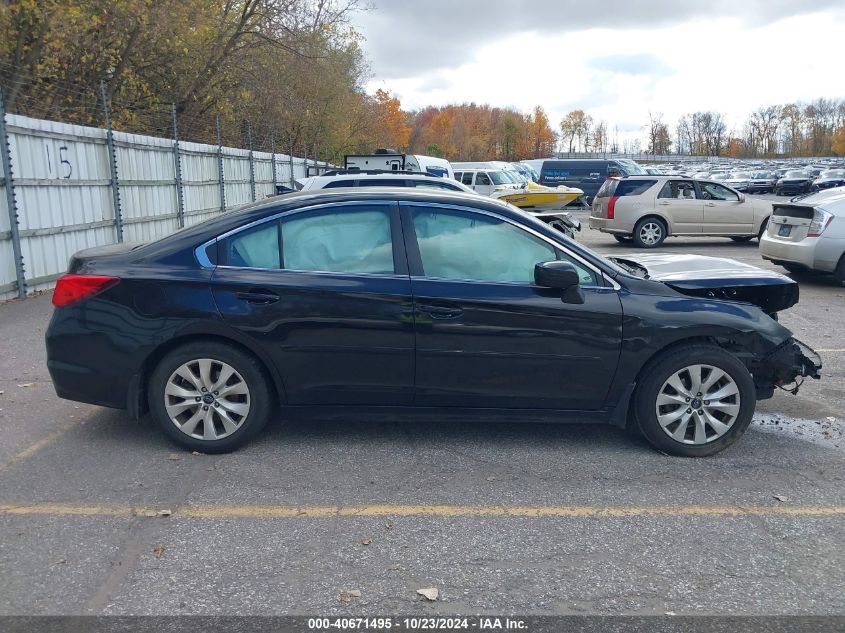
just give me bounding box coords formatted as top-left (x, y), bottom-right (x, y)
top-left (596, 179), bottom-right (656, 198)
top-left (323, 179), bottom-right (355, 189)
top-left (616, 180), bottom-right (657, 196)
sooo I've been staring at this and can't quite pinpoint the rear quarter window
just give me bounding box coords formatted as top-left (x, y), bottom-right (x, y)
top-left (615, 180), bottom-right (657, 196)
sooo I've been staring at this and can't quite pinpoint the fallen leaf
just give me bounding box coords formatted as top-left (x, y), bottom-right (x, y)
top-left (361, 539), bottom-right (372, 546)
top-left (773, 495), bottom-right (788, 502)
top-left (338, 589), bottom-right (361, 603)
top-left (384, 520), bottom-right (394, 530)
top-left (152, 545), bottom-right (166, 559)
top-left (17, 383), bottom-right (34, 388)
top-left (51, 559), bottom-right (67, 566)
top-left (191, 451), bottom-right (204, 456)
top-left (156, 509), bottom-right (172, 517)
top-left (486, 476), bottom-right (495, 482)
top-left (143, 510), bottom-right (156, 518)
top-left (417, 587), bottom-right (439, 601)
top-left (167, 454), bottom-right (181, 461)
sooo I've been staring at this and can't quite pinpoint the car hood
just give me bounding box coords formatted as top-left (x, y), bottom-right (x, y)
top-left (613, 253), bottom-right (799, 314)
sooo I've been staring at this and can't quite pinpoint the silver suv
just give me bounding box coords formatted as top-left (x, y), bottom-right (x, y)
top-left (589, 176), bottom-right (772, 248)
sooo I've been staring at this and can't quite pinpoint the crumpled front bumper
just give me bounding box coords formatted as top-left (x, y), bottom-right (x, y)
top-left (753, 338), bottom-right (822, 398)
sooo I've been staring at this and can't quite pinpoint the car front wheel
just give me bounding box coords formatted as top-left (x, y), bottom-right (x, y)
top-left (633, 218), bottom-right (667, 248)
top-left (634, 345), bottom-right (755, 457)
top-left (148, 341), bottom-right (273, 453)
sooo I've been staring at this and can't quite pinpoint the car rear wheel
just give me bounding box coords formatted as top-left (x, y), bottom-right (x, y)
top-left (633, 218), bottom-right (667, 248)
top-left (835, 255), bottom-right (845, 287)
top-left (634, 345), bottom-right (755, 457)
top-left (148, 341), bottom-right (273, 453)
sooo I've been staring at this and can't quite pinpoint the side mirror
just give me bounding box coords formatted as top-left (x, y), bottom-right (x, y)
top-left (534, 261), bottom-right (585, 304)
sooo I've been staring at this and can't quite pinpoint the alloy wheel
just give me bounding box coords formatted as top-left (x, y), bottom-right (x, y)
top-left (638, 222), bottom-right (663, 246)
top-left (655, 364), bottom-right (740, 445)
top-left (164, 358), bottom-right (251, 441)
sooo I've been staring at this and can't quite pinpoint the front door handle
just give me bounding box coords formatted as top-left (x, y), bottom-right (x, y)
top-left (418, 304), bottom-right (463, 320)
top-left (704, 202), bottom-right (716, 207)
top-left (235, 290), bottom-right (279, 304)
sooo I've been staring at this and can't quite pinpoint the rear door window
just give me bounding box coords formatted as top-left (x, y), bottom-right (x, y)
top-left (281, 206), bottom-right (396, 274)
top-left (658, 180), bottom-right (698, 199)
top-left (475, 172), bottom-right (491, 186)
top-left (461, 172), bottom-right (474, 185)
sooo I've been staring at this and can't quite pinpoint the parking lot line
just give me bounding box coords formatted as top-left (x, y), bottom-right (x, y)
top-left (0, 408), bottom-right (97, 474)
top-left (1, 502), bottom-right (844, 519)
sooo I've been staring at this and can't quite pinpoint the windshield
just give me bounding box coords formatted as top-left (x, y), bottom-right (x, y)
top-left (617, 159), bottom-right (646, 175)
top-left (489, 171), bottom-right (515, 185)
top-left (730, 172), bottom-right (751, 179)
top-left (821, 170), bottom-right (845, 178)
top-left (752, 172), bottom-right (772, 178)
top-left (785, 170), bottom-right (807, 178)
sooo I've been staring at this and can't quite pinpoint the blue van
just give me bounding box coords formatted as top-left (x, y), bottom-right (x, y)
top-left (537, 159), bottom-right (646, 202)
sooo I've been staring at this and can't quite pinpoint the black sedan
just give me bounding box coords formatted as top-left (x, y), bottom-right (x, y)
top-left (812, 169), bottom-right (845, 192)
top-left (775, 170), bottom-right (814, 196)
top-left (45, 189), bottom-right (821, 457)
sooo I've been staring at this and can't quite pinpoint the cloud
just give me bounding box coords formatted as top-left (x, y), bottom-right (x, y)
top-left (589, 54), bottom-right (672, 76)
top-left (355, 0), bottom-right (844, 78)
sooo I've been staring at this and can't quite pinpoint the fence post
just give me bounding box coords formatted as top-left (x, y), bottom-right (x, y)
top-left (288, 137), bottom-right (295, 188)
top-left (216, 114), bottom-right (226, 213)
top-left (270, 130), bottom-right (277, 194)
top-left (0, 88), bottom-right (25, 298)
top-left (247, 122), bottom-right (256, 202)
top-left (171, 104), bottom-right (185, 228)
top-left (99, 80), bottom-right (124, 243)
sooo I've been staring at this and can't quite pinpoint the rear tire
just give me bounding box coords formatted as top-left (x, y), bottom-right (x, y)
top-left (835, 255), bottom-right (845, 287)
top-left (148, 341), bottom-right (273, 453)
top-left (634, 345), bottom-right (756, 457)
top-left (633, 217), bottom-right (667, 248)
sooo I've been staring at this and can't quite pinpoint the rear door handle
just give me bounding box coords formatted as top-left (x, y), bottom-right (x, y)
top-left (235, 290), bottom-right (279, 304)
top-left (658, 201), bottom-right (670, 205)
top-left (418, 304), bottom-right (463, 320)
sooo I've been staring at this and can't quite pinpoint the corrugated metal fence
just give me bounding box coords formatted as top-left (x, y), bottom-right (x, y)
top-left (0, 111), bottom-right (328, 301)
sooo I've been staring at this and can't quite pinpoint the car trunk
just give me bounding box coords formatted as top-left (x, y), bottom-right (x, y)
top-left (614, 253), bottom-right (799, 314)
top-left (767, 205), bottom-right (812, 242)
top-left (67, 242), bottom-right (147, 274)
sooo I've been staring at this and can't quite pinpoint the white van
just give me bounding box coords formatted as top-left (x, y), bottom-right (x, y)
top-left (344, 152), bottom-right (454, 179)
top-left (452, 168), bottom-right (523, 196)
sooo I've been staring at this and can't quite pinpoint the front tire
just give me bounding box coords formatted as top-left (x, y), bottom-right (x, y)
top-left (148, 341), bottom-right (273, 453)
top-left (634, 345), bottom-right (756, 457)
top-left (633, 217), bottom-right (667, 248)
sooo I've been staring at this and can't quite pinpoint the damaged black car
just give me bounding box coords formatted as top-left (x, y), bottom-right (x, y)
top-left (45, 189), bottom-right (821, 457)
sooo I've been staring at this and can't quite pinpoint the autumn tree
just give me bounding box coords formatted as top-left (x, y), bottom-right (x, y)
top-left (646, 111), bottom-right (671, 155)
top-left (833, 125), bottom-right (845, 156)
top-left (559, 110), bottom-right (591, 153)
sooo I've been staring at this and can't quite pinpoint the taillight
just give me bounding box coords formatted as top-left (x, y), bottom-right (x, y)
top-left (52, 274), bottom-right (119, 308)
top-left (607, 195), bottom-right (619, 220)
top-left (807, 208), bottom-right (834, 237)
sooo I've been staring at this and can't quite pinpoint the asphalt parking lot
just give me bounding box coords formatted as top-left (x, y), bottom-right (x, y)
top-left (1, 196), bottom-right (844, 617)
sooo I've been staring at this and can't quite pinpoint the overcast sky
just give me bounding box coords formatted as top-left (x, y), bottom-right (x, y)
top-left (353, 1), bottom-right (844, 143)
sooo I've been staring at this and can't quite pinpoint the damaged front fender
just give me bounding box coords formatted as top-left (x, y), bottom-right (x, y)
top-left (750, 337), bottom-right (822, 399)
